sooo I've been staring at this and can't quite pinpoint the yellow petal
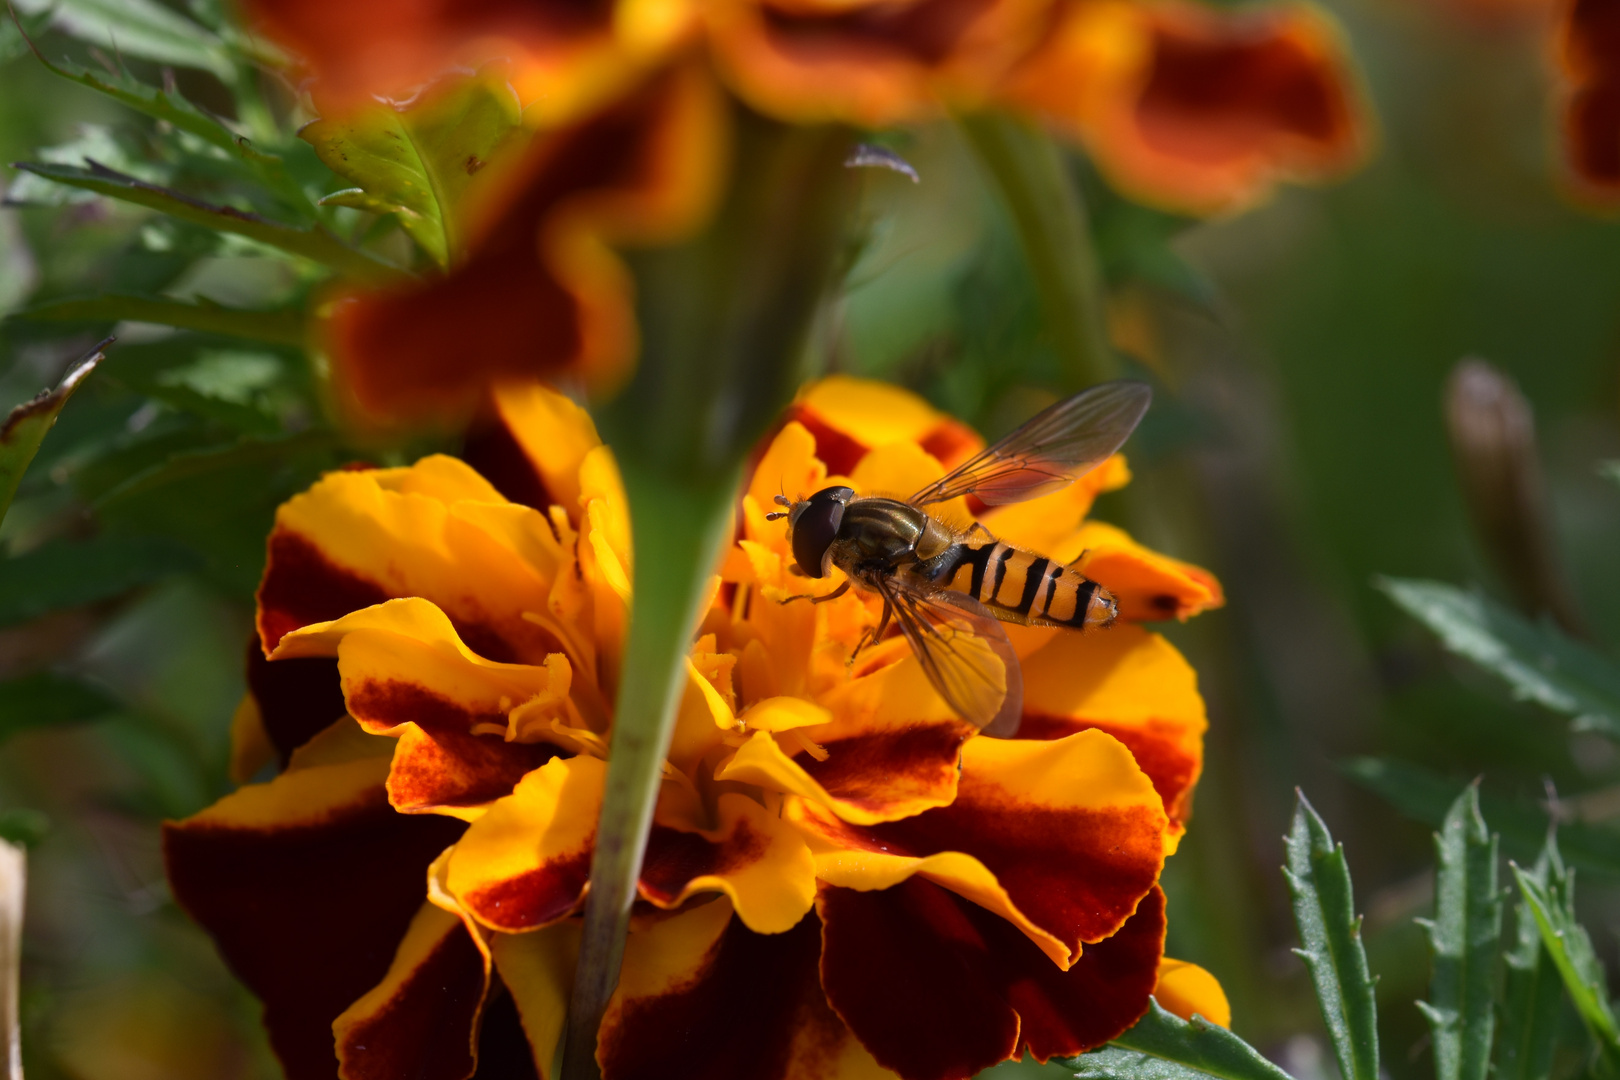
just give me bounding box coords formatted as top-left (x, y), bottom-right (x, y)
top-left (492, 924), bottom-right (580, 1080)
top-left (1155, 958), bottom-right (1231, 1028)
top-left (489, 381), bottom-right (602, 516)
top-left (1071, 521), bottom-right (1224, 622)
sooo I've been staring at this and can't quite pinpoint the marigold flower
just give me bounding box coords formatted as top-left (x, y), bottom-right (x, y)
top-left (167, 376), bottom-right (1224, 1080)
top-left (1002, 0), bottom-right (1372, 214)
top-left (1557, 0), bottom-right (1620, 204)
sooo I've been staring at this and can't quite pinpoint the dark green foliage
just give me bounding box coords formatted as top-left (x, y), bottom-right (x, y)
top-left (1498, 846), bottom-right (1567, 1080)
top-left (1072, 1002), bottom-right (1294, 1080)
top-left (1416, 786), bottom-right (1501, 1080)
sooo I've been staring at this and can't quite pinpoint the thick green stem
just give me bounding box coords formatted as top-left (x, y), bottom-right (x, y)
top-left (959, 112), bottom-right (1118, 389)
top-left (560, 113), bottom-right (852, 1080)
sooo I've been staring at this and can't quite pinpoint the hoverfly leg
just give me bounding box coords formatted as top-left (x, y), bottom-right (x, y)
top-left (964, 521), bottom-right (995, 543)
top-left (781, 581), bottom-right (851, 606)
top-left (849, 597), bottom-right (893, 667)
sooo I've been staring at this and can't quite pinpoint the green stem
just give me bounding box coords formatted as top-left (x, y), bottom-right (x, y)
top-left (559, 467), bottom-right (736, 1079)
top-left (560, 114), bottom-right (853, 1080)
top-left (958, 112), bottom-right (1117, 389)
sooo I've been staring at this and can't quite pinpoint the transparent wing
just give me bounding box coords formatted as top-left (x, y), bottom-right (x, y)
top-left (873, 574), bottom-right (1024, 737)
top-left (909, 379), bottom-right (1152, 507)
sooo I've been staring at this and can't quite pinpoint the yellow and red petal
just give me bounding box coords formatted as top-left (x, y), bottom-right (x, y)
top-left (242, 0), bottom-right (686, 123)
top-left (1018, 623), bottom-right (1205, 839)
top-left (277, 598), bottom-right (574, 816)
top-left (334, 903), bottom-right (491, 1080)
top-left (257, 458), bottom-right (576, 667)
top-left (1559, 0), bottom-right (1620, 203)
top-left (598, 898), bottom-right (893, 1080)
top-left (462, 382), bottom-right (603, 515)
top-left (1070, 520), bottom-right (1223, 622)
top-left (1155, 958), bottom-right (1231, 1028)
top-left (243, 636), bottom-right (349, 768)
top-left (1006, 0), bottom-right (1370, 215)
top-left (781, 375), bottom-right (982, 478)
top-left (818, 879), bottom-right (1166, 1080)
top-left (492, 924), bottom-right (579, 1080)
top-left (323, 64), bottom-right (727, 425)
top-left (719, 654), bottom-right (978, 825)
top-left (791, 729), bottom-right (1165, 966)
top-left (163, 759), bottom-right (467, 1080)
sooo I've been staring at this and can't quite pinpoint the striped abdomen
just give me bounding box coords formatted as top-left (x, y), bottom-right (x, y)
top-left (935, 540), bottom-right (1117, 629)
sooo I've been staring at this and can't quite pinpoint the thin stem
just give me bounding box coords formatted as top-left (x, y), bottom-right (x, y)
top-left (959, 112), bottom-right (1118, 390)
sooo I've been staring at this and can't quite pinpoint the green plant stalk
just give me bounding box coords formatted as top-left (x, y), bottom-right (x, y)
top-left (16, 294), bottom-right (305, 345)
top-left (959, 111), bottom-right (1117, 390)
top-left (560, 113), bottom-right (853, 1080)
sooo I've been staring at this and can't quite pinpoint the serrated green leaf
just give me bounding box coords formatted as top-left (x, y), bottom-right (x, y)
top-left (13, 293), bottom-right (305, 345)
top-left (1378, 578), bottom-right (1620, 739)
top-left (1419, 785), bottom-right (1501, 1080)
top-left (3, 123), bottom-right (163, 206)
top-left (0, 338), bottom-right (108, 527)
top-left (300, 70), bottom-right (523, 267)
top-left (9, 161), bottom-right (403, 282)
top-left (0, 671), bottom-right (122, 744)
top-left (0, 534), bottom-right (202, 626)
top-left (1061, 1000), bottom-right (1295, 1080)
top-left (12, 0), bottom-right (229, 76)
top-left (1499, 845), bottom-right (1568, 1080)
top-left (1284, 792), bottom-right (1380, 1080)
top-left (1344, 758), bottom-right (1620, 878)
top-left (1512, 836), bottom-right (1620, 1072)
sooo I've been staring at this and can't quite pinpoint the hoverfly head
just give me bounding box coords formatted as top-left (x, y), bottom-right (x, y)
top-left (783, 485), bottom-right (853, 579)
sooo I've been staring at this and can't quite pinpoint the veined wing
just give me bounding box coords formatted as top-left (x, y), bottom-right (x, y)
top-left (908, 379), bottom-right (1151, 507)
top-left (872, 573), bottom-right (1023, 738)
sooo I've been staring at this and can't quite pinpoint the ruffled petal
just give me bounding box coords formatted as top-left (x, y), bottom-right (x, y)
top-left (1004, 0), bottom-right (1369, 214)
top-left (818, 879), bottom-right (1166, 1080)
top-left (1559, 0), bottom-right (1620, 202)
top-left (598, 898), bottom-right (895, 1080)
top-left (781, 375), bottom-right (982, 477)
top-left (463, 382), bottom-right (603, 515)
top-left (257, 457), bottom-right (578, 667)
top-left (703, 0), bottom-right (1050, 126)
top-left (718, 655), bottom-right (976, 825)
top-left (277, 598), bottom-right (575, 817)
top-left (491, 924), bottom-right (579, 1080)
top-left (244, 636), bottom-right (349, 768)
top-left (791, 729), bottom-right (1165, 967)
top-left (445, 756), bottom-right (814, 934)
top-left (163, 758), bottom-right (467, 1080)
top-left (1018, 624), bottom-right (1205, 841)
top-left (321, 64), bottom-right (728, 424)
top-left (1071, 521), bottom-right (1223, 622)
top-left (1155, 958), bottom-right (1231, 1028)
top-left (334, 903), bottom-right (491, 1080)
top-left (243, 0), bottom-right (688, 123)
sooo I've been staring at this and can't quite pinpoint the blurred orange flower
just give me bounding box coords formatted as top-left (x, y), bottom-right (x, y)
top-left (1557, 0), bottom-right (1620, 204)
top-left (167, 377), bottom-right (1223, 1080)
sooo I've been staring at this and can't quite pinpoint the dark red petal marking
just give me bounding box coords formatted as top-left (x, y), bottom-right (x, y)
top-left (795, 722), bottom-right (972, 815)
top-left (163, 789), bottom-right (466, 1080)
top-left (1017, 713), bottom-right (1200, 828)
top-left (811, 772), bottom-right (1162, 954)
top-left (638, 821), bottom-right (767, 907)
top-left (258, 530), bottom-right (391, 651)
top-left (245, 636), bottom-right (348, 767)
top-left (461, 415), bottom-right (555, 512)
top-left (463, 850), bottom-right (594, 930)
top-left (346, 679), bottom-right (562, 811)
top-left (819, 880), bottom-right (1166, 1080)
top-left (780, 404), bottom-right (869, 478)
top-left (336, 920), bottom-right (488, 1080)
top-left (599, 910), bottom-right (833, 1080)
top-left (472, 984), bottom-right (542, 1080)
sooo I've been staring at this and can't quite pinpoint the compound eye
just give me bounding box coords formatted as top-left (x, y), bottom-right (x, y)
top-left (791, 491), bottom-right (846, 578)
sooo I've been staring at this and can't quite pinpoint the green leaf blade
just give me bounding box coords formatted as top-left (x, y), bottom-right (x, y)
top-left (0, 671), bottom-right (122, 745)
top-left (14, 293), bottom-right (305, 345)
top-left (1421, 784), bottom-right (1502, 1080)
top-left (0, 534), bottom-right (202, 627)
top-left (1512, 842), bottom-right (1620, 1071)
top-left (1378, 577), bottom-right (1620, 738)
top-left (1065, 1000), bottom-right (1294, 1080)
top-left (0, 338), bottom-right (109, 527)
top-left (1498, 847), bottom-right (1569, 1080)
top-left (1283, 792), bottom-right (1380, 1080)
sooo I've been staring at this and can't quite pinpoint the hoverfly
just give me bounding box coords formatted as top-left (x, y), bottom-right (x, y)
top-left (766, 380), bottom-right (1153, 738)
